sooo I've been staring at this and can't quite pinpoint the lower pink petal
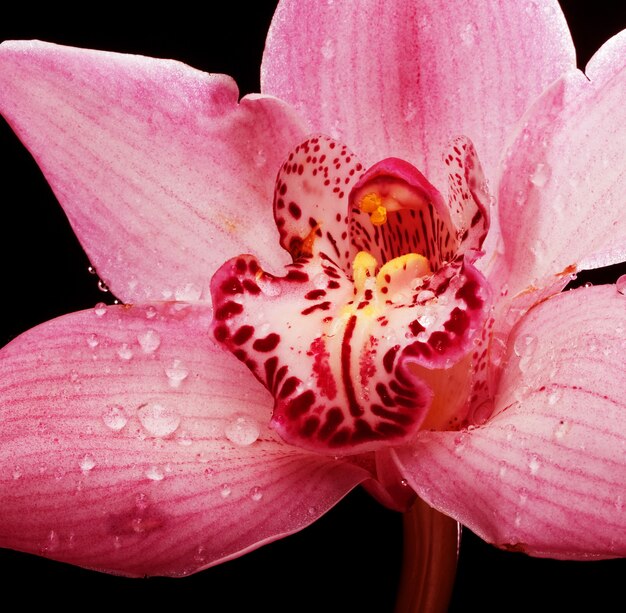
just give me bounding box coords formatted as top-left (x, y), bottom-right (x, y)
top-left (394, 285), bottom-right (626, 559)
top-left (0, 41), bottom-right (305, 303)
top-left (0, 304), bottom-right (368, 576)
top-left (498, 31), bottom-right (626, 296)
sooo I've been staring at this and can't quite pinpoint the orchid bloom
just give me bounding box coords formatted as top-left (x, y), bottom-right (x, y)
top-left (0, 0), bottom-right (625, 603)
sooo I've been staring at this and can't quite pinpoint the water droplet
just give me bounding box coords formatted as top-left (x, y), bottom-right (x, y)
top-left (177, 431), bottom-right (193, 446)
top-left (117, 343), bottom-right (133, 361)
top-left (547, 389), bottom-right (561, 406)
top-left (87, 333), bottom-right (99, 348)
top-left (145, 465), bottom-right (165, 481)
top-left (616, 274), bottom-right (626, 295)
top-left (145, 305), bottom-right (157, 319)
top-left (42, 530), bottom-right (60, 553)
top-left (175, 283), bottom-right (202, 301)
top-left (80, 454), bottom-right (96, 472)
top-left (528, 455), bottom-right (540, 476)
top-left (459, 22), bottom-right (477, 46)
top-left (403, 100), bottom-right (417, 123)
top-left (137, 329), bottom-right (161, 353)
top-left (137, 402), bottom-right (180, 437)
top-left (224, 415), bottom-right (260, 447)
top-left (135, 492), bottom-right (149, 509)
top-left (94, 302), bottom-right (107, 317)
top-left (165, 359), bottom-right (189, 388)
top-left (97, 279), bottom-right (110, 293)
top-left (400, 478), bottom-right (409, 487)
top-left (102, 405), bottom-right (128, 431)
top-left (308, 506), bottom-right (317, 516)
top-left (12, 466), bottom-right (22, 480)
top-left (321, 38), bottom-right (335, 60)
top-left (88, 266), bottom-right (97, 275)
top-left (254, 149), bottom-right (267, 168)
top-left (513, 334), bottom-right (537, 358)
top-left (529, 162), bottom-right (550, 187)
top-left (554, 420), bottom-right (570, 440)
top-left (514, 513), bottom-right (522, 528)
top-left (615, 495), bottom-right (624, 511)
top-left (249, 486), bottom-right (263, 501)
top-left (498, 462), bottom-right (507, 479)
top-left (220, 484), bottom-right (232, 499)
top-left (257, 275), bottom-right (282, 297)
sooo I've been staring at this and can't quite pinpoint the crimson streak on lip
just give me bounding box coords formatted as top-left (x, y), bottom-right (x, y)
top-left (341, 314), bottom-right (363, 418)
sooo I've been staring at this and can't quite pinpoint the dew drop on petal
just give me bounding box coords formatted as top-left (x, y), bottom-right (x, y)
top-left (224, 415), bottom-right (260, 446)
top-left (80, 454), bottom-right (96, 472)
top-left (175, 283), bottom-right (202, 301)
top-left (97, 279), bottom-right (110, 293)
top-left (87, 333), bottom-right (99, 348)
top-left (616, 274), bottom-right (626, 295)
top-left (321, 38), bottom-right (335, 60)
top-left (220, 484), bottom-right (232, 499)
top-left (528, 455), bottom-right (540, 476)
top-left (547, 389), bottom-right (561, 406)
top-left (137, 402), bottom-right (180, 437)
top-left (513, 334), bottom-right (537, 358)
top-left (102, 405), bottom-right (128, 432)
top-left (137, 330), bottom-right (161, 353)
top-left (41, 530), bottom-right (60, 553)
top-left (12, 466), bottom-right (23, 480)
top-left (145, 305), bottom-right (157, 319)
top-left (554, 420), bottom-right (570, 440)
top-left (249, 486), bottom-right (263, 501)
top-left (145, 466), bottom-right (165, 481)
top-left (94, 302), bottom-right (107, 317)
top-left (529, 162), bottom-right (550, 187)
top-left (117, 343), bottom-right (134, 361)
top-left (165, 359), bottom-right (189, 388)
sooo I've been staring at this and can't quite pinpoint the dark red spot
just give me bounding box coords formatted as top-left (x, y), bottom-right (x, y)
top-left (408, 319), bottom-right (425, 337)
top-left (456, 279), bottom-right (483, 310)
top-left (214, 325), bottom-right (229, 342)
top-left (235, 258), bottom-right (247, 273)
top-left (253, 333), bottom-right (280, 352)
top-left (383, 345), bottom-right (400, 373)
top-left (376, 383), bottom-right (395, 407)
top-left (286, 390), bottom-right (315, 419)
top-left (300, 416), bottom-right (320, 437)
top-left (288, 202), bottom-right (302, 219)
top-left (301, 301), bottom-right (331, 315)
top-left (319, 407), bottom-right (344, 439)
top-left (372, 404), bottom-right (414, 425)
top-left (444, 307), bottom-right (470, 336)
top-left (248, 260), bottom-right (259, 274)
top-left (328, 280), bottom-right (340, 289)
top-left (243, 279), bottom-right (261, 295)
top-left (220, 277), bottom-right (243, 294)
top-left (341, 315), bottom-right (363, 417)
top-left (232, 325), bottom-right (254, 345)
top-left (286, 270), bottom-right (309, 283)
top-left (280, 376), bottom-right (301, 398)
top-left (328, 429), bottom-right (350, 447)
top-left (305, 289), bottom-right (327, 300)
top-left (215, 301), bottom-right (243, 320)
top-left (264, 356), bottom-right (278, 389)
top-left (233, 349), bottom-right (246, 362)
top-left (429, 331), bottom-right (450, 353)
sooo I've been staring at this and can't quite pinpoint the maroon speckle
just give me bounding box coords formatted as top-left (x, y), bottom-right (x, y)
top-left (286, 390), bottom-right (315, 419)
top-left (215, 301), bottom-right (243, 320)
top-left (328, 280), bottom-right (341, 289)
top-left (308, 337), bottom-right (337, 400)
top-left (305, 289), bottom-right (327, 300)
top-left (300, 416), bottom-right (320, 437)
top-left (233, 325), bottom-right (254, 345)
top-left (288, 202), bottom-right (302, 219)
top-left (233, 349), bottom-right (247, 362)
top-left (301, 301), bottom-right (331, 315)
top-left (235, 258), bottom-right (247, 273)
top-left (279, 376), bottom-right (301, 398)
top-left (408, 319), bottom-right (425, 337)
top-left (456, 279), bottom-right (483, 310)
top-left (318, 407), bottom-right (344, 439)
top-left (286, 270), bottom-right (309, 283)
top-left (243, 279), bottom-right (261, 295)
top-left (214, 325), bottom-right (229, 342)
top-left (376, 383), bottom-right (394, 407)
top-left (383, 345), bottom-right (400, 373)
top-left (248, 260), bottom-right (259, 274)
top-left (444, 307), bottom-right (470, 336)
top-left (253, 333), bottom-right (280, 352)
top-left (220, 277), bottom-right (243, 294)
top-left (341, 315), bottom-right (363, 417)
top-left (429, 331), bottom-right (450, 353)
top-left (264, 356), bottom-right (278, 389)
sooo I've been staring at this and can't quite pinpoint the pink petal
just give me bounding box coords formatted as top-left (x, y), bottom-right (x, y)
top-left (0, 303), bottom-right (369, 576)
top-left (0, 40), bottom-right (306, 303)
top-left (394, 285), bottom-right (626, 559)
top-left (498, 30), bottom-right (626, 295)
top-left (262, 0), bottom-right (575, 192)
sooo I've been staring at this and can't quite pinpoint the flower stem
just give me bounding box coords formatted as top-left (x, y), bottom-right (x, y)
top-left (395, 497), bottom-right (460, 613)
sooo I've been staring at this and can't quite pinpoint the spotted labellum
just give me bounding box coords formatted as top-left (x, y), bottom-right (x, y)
top-left (212, 135), bottom-right (491, 453)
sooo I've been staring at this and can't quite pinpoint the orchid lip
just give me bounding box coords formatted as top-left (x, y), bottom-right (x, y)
top-left (211, 135), bottom-right (491, 455)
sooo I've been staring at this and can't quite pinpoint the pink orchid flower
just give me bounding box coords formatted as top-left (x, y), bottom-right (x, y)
top-left (0, 0), bottom-right (625, 603)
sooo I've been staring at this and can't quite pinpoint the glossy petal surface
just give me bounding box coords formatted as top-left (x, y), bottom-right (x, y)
top-left (0, 303), bottom-right (368, 576)
top-left (498, 31), bottom-right (626, 294)
top-left (0, 40), bottom-right (305, 303)
top-left (262, 0), bottom-right (575, 191)
top-left (395, 286), bottom-right (626, 559)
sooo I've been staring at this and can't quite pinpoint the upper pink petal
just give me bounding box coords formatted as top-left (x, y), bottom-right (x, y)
top-left (261, 0), bottom-right (575, 192)
top-left (498, 30), bottom-right (626, 295)
top-left (0, 40), bottom-right (306, 303)
top-left (394, 285), bottom-right (626, 559)
top-left (0, 303), bottom-right (368, 576)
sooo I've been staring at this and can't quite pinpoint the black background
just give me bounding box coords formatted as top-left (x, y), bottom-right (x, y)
top-left (1, 2), bottom-right (625, 610)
